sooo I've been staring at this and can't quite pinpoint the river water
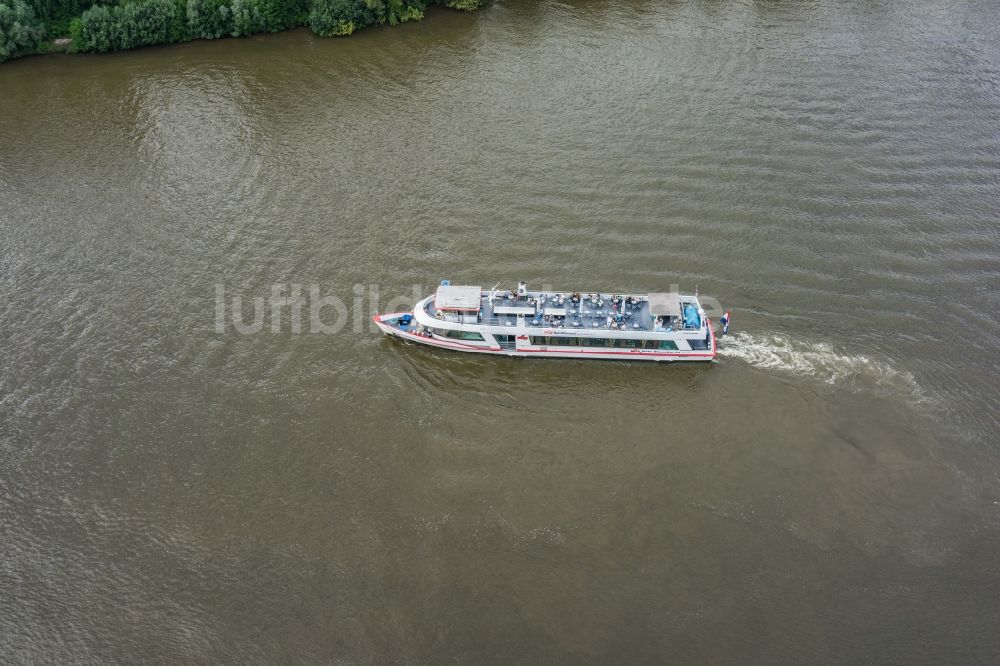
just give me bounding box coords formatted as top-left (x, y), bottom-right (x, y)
top-left (2, 1), bottom-right (999, 662)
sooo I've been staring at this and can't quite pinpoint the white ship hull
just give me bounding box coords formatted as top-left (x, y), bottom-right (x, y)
top-left (375, 283), bottom-right (717, 363)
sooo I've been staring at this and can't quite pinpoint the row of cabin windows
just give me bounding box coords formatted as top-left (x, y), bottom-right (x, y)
top-left (529, 336), bottom-right (678, 350)
top-left (428, 330), bottom-right (679, 349)
top-left (431, 328), bottom-right (485, 341)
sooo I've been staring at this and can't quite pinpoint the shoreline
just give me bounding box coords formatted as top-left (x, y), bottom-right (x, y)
top-left (0, 0), bottom-right (486, 65)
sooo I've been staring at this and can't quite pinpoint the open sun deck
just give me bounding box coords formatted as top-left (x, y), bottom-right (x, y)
top-left (432, 285), bottom-right (698, 333)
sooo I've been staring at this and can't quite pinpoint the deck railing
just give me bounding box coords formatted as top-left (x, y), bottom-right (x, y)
top-left (428, 309), bottom-right (706, 333)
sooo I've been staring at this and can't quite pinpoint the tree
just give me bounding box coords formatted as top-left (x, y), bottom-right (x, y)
top-left (186, 0), bottom-right (231, 39)
top-left (72, 2), bottom-right (113, 51)
top-left (432, 0), bottom-right (484, 11)
top-left (308, 0), bottom-right (374, 37)
top-left (0, 0), bottom-right (45, 62)
top-left (72, 0), bottom-right (179, 52)
top-left (230, 0), bottom-right (265, 37)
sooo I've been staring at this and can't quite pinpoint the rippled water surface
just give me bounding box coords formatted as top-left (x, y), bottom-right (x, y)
top-left (2, 1), bottom-right (999, 662)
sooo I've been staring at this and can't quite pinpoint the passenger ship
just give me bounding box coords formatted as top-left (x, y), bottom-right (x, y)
top-left (374, 281), bottom-right (717, 362)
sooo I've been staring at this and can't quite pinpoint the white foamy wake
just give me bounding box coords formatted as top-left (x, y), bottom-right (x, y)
top-left (717, 331), bottom-right (926, 402)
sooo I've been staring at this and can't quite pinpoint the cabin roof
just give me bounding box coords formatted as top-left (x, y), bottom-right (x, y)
top-left (647, 293), bottom-right (683, 317)
top-left (435, 284), bottom-right (481, 311)
top-left (423, 287), bottom-right (703, 334)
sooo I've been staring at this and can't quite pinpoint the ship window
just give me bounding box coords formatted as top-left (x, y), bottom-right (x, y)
top-left (530, 336), bottom-right (547, 345)
top-left (434, 329), bottom-right (480, 340)
top-left (658, 340), bottom-right (678, 350)
top-left (583, 337), bottom-right (610, 347)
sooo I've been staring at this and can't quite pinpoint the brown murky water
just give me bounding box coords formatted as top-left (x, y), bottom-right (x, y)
top-left (1, 1), bottom-right (999, 662)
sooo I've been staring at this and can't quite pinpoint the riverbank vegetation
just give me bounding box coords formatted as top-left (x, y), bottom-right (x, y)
top-left (0, 0), bottom-right (486, 62)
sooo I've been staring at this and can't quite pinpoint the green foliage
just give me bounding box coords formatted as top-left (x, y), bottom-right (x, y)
top-left (121, 0), bottom-right (177, 47)
top-left (167, 0), bottom-right (187, 40)
top-left (7, 0), bottom-right (485, 61)
top-left (307, 0), bottom-right (367, 37)
top-left (74, 0), bottom-right (178, 52)
top-left (67, 13), bottom-right (81, 42)
top-left (383, 0), bottom-right (422, 26)
top-left (229, 0), bottom-right (262, 37)
top-left (186, 0), bottom-right (229, 39)
top-left (433, 0), bottom-right (483, 11)
top-left (72, 0), bottom-right (315, 51)
top-left (75, 3), bottom-right (112, 49)
top-left (308, 0), bottom-right (424, 36)
top-left (28, 0), bottom-right (102, 36)
top-left (0, 0), bottom-right (46, 62)
top-left (252, 0), bottom-right (300, 32)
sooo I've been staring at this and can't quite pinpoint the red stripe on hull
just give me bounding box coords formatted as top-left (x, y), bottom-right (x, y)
top-left (375, 314), bottom-right (716, 360)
